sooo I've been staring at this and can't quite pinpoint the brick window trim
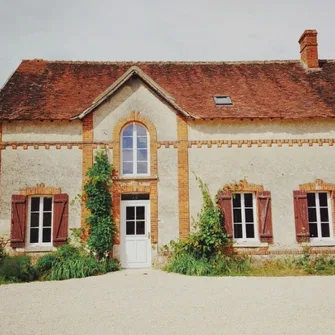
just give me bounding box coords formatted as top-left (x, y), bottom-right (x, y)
top-left (20, 183), bottom-right (62, 196)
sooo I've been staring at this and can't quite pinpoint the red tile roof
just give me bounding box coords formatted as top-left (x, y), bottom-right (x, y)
top-left (0, 59), bottom-right (335, 120)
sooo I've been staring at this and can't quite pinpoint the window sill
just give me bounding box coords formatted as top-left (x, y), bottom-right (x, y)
top-left (310, 240), bottom-right (335, 247)
top-left (233, 242), bottom-right (269, 248)
top-left (113, 176), bottom-right (158, 181)
top-left (16, 246), bottom-right (57, 253)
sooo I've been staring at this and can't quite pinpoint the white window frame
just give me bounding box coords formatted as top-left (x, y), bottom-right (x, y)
top-left (121, 122), bottom-right (150, 177)
top-left (308, 192), bottom-right (333, 241)
top-left (232, 192), bottom-right (259, 242)
top-left (28, 196), bottom-right (53, 247)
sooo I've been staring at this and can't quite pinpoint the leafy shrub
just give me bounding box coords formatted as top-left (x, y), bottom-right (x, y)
top-left (0, 237), bottom-right (8, 263)
top-left (36, 244), bottom-right (120, 281)
top-left (169, 177), bottom-right (229, 261)
top-left (0, 256), bottom-right (38, 282)
top-left (55, 243), bottom-right (81, 259)
top-left (46, 256), bottom-right (102, 281)
top-left (165, 177), bottom-right (251, 276)
top-left (35, 253), bottom-right (59, 275)
top-left (166, 253), bottom-right (212, 276)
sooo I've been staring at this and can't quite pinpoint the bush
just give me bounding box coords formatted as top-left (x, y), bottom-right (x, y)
top-left (46, 256), bottom-right (102, 281)
top-left (0, 237), bottom-right (8, 263)
top-left (35, 253), bottom-right (59, 275)
top-left (165, 177), bottom-right (251, 276)
top-left (0, 256), bottom-right (38, 282)
top-left (169, 177), bottom-right (229, 261)
top-left (36, 244), bottom-right (120, 281)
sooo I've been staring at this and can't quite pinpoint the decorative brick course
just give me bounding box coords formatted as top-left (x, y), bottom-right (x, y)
top-left (20, 183), bottom-right (62, 196)
top-left (177, 115), bottom-right (190, 238)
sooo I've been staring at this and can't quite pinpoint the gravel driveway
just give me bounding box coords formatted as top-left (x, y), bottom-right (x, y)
top-left (1, 269), bottom-right (335, 335)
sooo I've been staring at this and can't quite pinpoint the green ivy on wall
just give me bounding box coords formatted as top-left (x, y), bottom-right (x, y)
top-left (84, 151), bottom-right (116, 259)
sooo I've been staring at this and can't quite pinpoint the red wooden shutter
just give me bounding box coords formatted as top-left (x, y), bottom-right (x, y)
top-left (293, 190), bottom-right (310, 242)
top-left (11, 195), bottom-right (27, 248)
top-left (217, 191), bottom-right (233, 238)
top-left (53, 194), bottom-right (69, 246)
top-left (257, 191), bottom-right (273, 243)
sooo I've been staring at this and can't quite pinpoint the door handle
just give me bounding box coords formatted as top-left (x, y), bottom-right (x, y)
top-left (148, 232), bottom-right (151, 239)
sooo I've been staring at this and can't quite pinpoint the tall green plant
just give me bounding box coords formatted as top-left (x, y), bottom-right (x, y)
top-left (170, 176), bottom-right (229, 260)
top-left (84, 151), bottom-right (115, 259)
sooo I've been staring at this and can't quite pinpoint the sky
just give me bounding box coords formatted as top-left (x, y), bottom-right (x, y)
top-left (0, 0), bottom-right (334, 86)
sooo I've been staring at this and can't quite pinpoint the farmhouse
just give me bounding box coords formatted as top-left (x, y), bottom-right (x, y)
top-left (1, 30), bottom-right (335, 268)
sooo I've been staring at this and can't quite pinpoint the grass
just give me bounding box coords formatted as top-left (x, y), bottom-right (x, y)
top-left (165, 253), bottom-right (335, 277)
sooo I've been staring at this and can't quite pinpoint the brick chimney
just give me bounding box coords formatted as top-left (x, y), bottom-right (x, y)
top-left (298, 30), bottom-right (319, 69)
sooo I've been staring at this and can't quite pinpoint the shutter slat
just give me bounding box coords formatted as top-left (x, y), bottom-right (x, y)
top-left (10, 195), bottom-right (26, 248)
top-left (257, 191), bottom-right (273, 243)
top-left (53, 194), bottom-right (69, 246)
top-left (293, 190), bottom-right (310, 242)
top-left (217, 191), bottom-right (233, 238)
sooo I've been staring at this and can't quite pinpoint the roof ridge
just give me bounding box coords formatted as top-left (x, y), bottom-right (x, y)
top-left (23, 59), bottom-right (308, 65)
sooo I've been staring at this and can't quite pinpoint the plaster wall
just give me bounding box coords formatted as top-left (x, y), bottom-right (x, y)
top-left (157, 148), bottom-right (179, 246)
top-left (188, 119), bottom-right (335, 141)
top-left (93, 78), bottom-right (178, 142)
top-left (0, 147), bottom-right (82, 239)
top-left (2, 120), bottom-right (82, 142)
top-left (189, 145), bottom-right (335, 250)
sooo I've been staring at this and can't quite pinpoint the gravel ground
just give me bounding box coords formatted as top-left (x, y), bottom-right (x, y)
top-left (1, 270), bottom-right (335, 335)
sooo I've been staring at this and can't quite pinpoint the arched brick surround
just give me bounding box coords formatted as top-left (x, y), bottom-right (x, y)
top-left (112, 112), bottom-right (158, 244)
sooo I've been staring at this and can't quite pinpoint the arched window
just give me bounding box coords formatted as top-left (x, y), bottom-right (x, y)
top-left (121, 123), bottom-right (149, 175)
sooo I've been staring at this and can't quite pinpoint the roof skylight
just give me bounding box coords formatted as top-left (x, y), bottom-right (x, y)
top-left (214, 96), bottom-right (232, 106)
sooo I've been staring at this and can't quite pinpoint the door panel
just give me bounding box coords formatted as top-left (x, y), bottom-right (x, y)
top-left (121, 200), bottom-right (151, 268)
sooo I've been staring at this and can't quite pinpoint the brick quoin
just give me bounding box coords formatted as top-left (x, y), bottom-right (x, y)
top-left (177, 115), bottom-right (190, 238)
top-left (81, 113), bottom-right (94, 238)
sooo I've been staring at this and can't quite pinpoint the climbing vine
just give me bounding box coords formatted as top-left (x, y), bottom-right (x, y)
top-left (84, 151), bottom-right (115, 259)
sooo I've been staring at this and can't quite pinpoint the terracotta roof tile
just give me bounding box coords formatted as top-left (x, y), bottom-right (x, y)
top-left (0, 59), bottom-right (335, 120)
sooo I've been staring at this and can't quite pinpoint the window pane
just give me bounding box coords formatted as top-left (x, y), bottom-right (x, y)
top-left (234, 224), bottom-right (242, 239)
top-left (321, 223), bottom-right (330, 238)
top-left (122, 137), bottom-right (133, 149)
top-left (319, 193), bottom-right (328, 207)
top-left (43, 197), bottom-right (52, 212)
top-left (137, 137), bottom-right (147, 149)
top-left (308, 208), bottom-right (317, 223)
top-left (246, 224), bottom-right (255, 238)
top-left (30, 213), bottom-right (39, 227)
top-left (123, 125), bottom-right (133, 136)
top-left (126, 221), bottom-right (135, 235)
top-left (244, 193), bottom-right (253, 207)
top-left (232, 194), bottom-right (241, 208)
top-left (137, 162), bottom-right (148, 174)
top-left (43, 213), bottom-right (52, 227)
top-left (136, 206), bottom-right (145, 220)
top-left (309, 223), bottom-right (318, 238)
top-left (307, 193), bottom-right (316, 207)
top-left (233, 208), bottom-right (242, 223)
top-left (320, 208), bottom-right (329, 222)
top-left (136, 221), bottom-right (145, 235)
top-left (137, 149), bottom-right (147, 161)
top-left (123, 162), bottom-right (133, 174)
top-left (30, 228), bottom-right (39, 243)
top-left (122, 149), bottom-right (133, 162)
top-left (42, 228), bottom-right (51, 243)
top-left (136, 125), bottom-right (147, 136)
top-left (245, 209), bottom-right (254, 223)
top-left (126, 207), bottom-right (135, 220)
top-left (31, 197), bottom-right (40, 212)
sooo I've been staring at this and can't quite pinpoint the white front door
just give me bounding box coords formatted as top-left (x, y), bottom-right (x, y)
top-left (121, 200), bottom-right (151, 268)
